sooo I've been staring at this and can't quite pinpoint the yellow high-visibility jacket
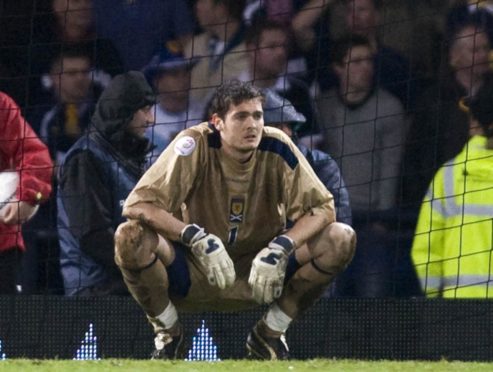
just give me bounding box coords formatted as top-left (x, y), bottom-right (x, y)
top-left (411, 135), bottom-right (493, 298)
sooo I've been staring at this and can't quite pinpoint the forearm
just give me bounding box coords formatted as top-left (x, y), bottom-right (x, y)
top-left (291, 0), bottom-right (332, 51)
top-left (123, 202), bottom-right (236, 290)
top-left (123, 202), bottom-right (186, 242)
top-left (292, 0), bottom-right (332, 31)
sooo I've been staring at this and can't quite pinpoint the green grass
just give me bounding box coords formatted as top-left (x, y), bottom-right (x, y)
top-left (0, 359), bottom-right (492, 372)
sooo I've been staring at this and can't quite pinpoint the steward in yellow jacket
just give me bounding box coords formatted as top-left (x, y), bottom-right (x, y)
top-left (412, 76), bottom-right (493, 298)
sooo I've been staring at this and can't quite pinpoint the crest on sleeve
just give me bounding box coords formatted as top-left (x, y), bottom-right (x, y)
top-left (229, 197), bottom-right (245, 223)
top-left (174, 136), bottom-right (196, 156)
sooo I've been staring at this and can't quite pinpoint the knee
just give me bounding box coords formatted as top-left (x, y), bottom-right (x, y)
top-left (114, 220), bottom-right (157, 270)
top-left (319, 222), bottom-right (357, 268)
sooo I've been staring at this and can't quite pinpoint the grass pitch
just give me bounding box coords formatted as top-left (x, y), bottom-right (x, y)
top-left (0, 359), bottom-right (492, 371)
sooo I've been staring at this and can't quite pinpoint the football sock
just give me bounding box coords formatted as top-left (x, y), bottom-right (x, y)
top-left (156, 301), bottom-right (178, 330)
top-left (264, 303), bottom-right (292, 333)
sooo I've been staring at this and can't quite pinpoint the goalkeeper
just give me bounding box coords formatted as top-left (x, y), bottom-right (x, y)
top-left (114, 80), bottom-right (356, 360)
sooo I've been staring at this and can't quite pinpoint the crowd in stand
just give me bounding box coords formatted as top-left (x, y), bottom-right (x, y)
top-left (1, 0), bottom-right (493, 298)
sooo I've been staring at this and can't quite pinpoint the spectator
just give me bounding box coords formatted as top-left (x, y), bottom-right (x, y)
top-left (411, 74), bottom-right (493, 298)
top-left (315, 34), bottom-right (408, 297)
top-left (29, 0), bottom-right (123, 108)
top-left (297, 0), bottom-right (450, 105)
top-left (446, 0), bottom-right (493, 44)
top-left (39, 48), bottom-right (100, 164)
top-left (243, 0), bottom-right (312, 76)
top-left (142, 43), bottom-right (204, 163)
top-left (294, 0), bottom-right (414, 108)
top-left (0, 92), bottom-right (53, 294)
top-left (184, 0), bottom-right (250, 105)
top-left (262, 89), bottom-right (352, 226)
top-left (240, 20), bottom-right (319, 136)
top-left (93, 0), bottom-right (195, 71)
top-left (317, 34), bottom-right (407, 217)
top-left (114, 80), bottom-right (355, 360)
top-left (57, 71), bottom-right (155, 296)
top-left (402, 20), bottom-right (491, 209)
top-left (21, 47), bottom-right (99, 295)
top-left (344, 0), bottom-right (415, 108)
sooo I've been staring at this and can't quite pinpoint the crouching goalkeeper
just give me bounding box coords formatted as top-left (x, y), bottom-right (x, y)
top-left (114, 80), bottom-right (356, 360)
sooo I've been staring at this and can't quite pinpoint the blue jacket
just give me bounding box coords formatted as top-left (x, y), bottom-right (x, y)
top-left (57, 133), bottom-right (142, 295)
top-left (298, 143), bottom-right (352, 225)
top-left (57, 71), bottom-right (153, 295)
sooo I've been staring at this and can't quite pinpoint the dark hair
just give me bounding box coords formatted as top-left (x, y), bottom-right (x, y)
top-left (446, 7), bottom-right (491, 47)
top-left (209, 80), bottom-right (264, 119)
top-left (446, 18), bottom-right (488, 47)
top-left (214, 0), bottom-right (246, 21)
top-left (245, 20), bottom-right (292, 51)
top-left (330, 34), bottom-right (371, 65)
top-left (439, 18), bottom-right (490, 75)
top-left (50, 45), bottom-right (92, 70)
top-left (345, 0), bottom-right (381, 10)
top-left (469, 73), bottom-right (493, 136)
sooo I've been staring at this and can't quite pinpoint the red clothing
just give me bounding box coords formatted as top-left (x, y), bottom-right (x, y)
top-left (0, 92), bottom-right (53, 252)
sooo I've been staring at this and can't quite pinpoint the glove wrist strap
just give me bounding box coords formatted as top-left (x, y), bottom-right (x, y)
top-left (269, 234), bottom-right (296, 255)
top-left (180, 224), bottom-right (205, 246)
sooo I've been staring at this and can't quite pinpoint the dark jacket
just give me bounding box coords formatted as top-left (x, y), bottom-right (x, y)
top-left (298, 143), bottom-right (352, 225)
top-left (57, 71), bottom-right (154, 296)
top-left (401, 74), bottom-right (470, 208)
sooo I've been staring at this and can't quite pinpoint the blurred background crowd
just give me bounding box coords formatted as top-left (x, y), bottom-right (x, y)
top-left (1, 0), bottom-right (492, 297)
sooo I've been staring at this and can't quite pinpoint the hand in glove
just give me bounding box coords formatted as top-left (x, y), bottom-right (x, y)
top-left (180, 224), bottom-right (235, 289)
top-left (248, 235), bottom-right (296, 304)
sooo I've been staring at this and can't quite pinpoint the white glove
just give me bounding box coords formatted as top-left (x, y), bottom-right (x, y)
top-left (180, 224), bottom-right (235, 289)
top-left (248, 235), bottom-right (296, 304)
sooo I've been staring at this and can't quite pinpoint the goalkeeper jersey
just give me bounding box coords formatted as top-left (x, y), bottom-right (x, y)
top-left (125, 122), bottom-right (334, 260)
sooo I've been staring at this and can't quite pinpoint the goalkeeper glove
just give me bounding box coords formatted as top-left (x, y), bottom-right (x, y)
top-left (180, 224), bottom-right (236, 289)
top-left (248, 235), bottom-right (296, 304)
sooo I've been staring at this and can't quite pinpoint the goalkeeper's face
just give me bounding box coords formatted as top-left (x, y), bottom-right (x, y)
top-left (213, 98), bottom-right (264, 162)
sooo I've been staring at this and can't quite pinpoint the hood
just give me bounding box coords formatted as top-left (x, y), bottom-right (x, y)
top-left (91, 71), bottom-right (155, 139)
top-left (90, 71), bottom-right (155, 171)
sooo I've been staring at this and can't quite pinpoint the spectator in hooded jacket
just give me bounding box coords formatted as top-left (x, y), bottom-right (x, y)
top-left (57, 71), bottom-right (155, 296)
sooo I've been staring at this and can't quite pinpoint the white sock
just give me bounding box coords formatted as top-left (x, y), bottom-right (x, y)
top-left (155, 301), bottom-right (178, 330)
top-left (264, 304), bottom-right (292, 333)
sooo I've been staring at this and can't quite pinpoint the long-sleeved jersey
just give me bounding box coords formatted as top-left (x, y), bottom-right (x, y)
top-left (125, 122), bottom-right (335, 260)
